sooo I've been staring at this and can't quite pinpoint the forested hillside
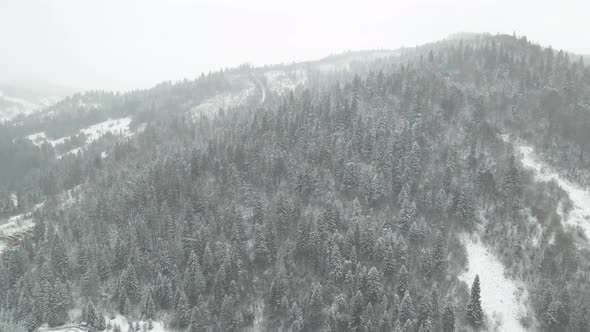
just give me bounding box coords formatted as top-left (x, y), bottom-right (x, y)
top-left (1, 34), bottom-right (590, 332)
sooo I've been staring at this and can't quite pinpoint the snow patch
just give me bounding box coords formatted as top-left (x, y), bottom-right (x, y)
top-left (516, 143), bottom-right (590, 238)
top-left (26, 131), bottom-right (67, 147)
top-left (264, 70), bottom-right (307, 95)
top-left (0, 202), bottom-right (44, 253)
top-left (26, 117), bottom-right (137, 158)
top-left (79, 117), bottom-right (133, 144)
top-left (193, 83), bottom-right (255, 118)
top-left (36, 314), bottom-right (169, 332)
top-left (460, 234), bottom-right (530, 331)
top-left (0, 213), bottom-right (34, 253)
top-left (105, 314), bottom-right (169, 332)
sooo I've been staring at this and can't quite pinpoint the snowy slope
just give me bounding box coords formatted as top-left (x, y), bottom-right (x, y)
top-left (192, 83), bottom-right (255, 118)
top-left (515, 142), bottom-right (590, 239)
top-left (27, 131), bottom-right (67, 147)
top-left (79, 117), bottom-right (134, 143)
top-left (0, 202), bottom-right (42, 254)
top-left (264, 69), bottom-right (307, 95)
top-left (26, 117), bottom-right (137, 157)
top-left (460, 232), bottom-right (530, 331)
top-left (37, 314), bottom-right (170, 332)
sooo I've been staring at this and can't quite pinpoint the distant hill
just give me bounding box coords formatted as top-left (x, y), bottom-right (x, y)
top-left (0, 80), bottom-right (74, 122)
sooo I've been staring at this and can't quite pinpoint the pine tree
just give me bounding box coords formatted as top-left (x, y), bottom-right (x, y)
top-left (143, 290), bottom-right (156, 320)
top-left (418, 319), bottom-right (432, 332)
top-left (51, 236), bottom-right (69, 280)
top-left (85, 301), bottom-right (98, 328)
top-left (154, 273), bottom-right (173, 309)
top-left (95, 314), bottom-right (106, 331)
top-left (123, 263), bottom-right (140, 303)
top-left (383, 245), bottom-right (396, 277)
top-left (379, 311), bottom-right (392, 332)
top-left (442, 304), bottom-right (455, 332)
top-left (402, 319), bottom-right (413, 332)
top-left (189, 305), bottom-right (207, 332)
top-left (466, 275), bottom-right (483, 328)
top-left (220, 295), bottom-right (237, 331)
top-left (399, 199), bottom-right (416, 234)
top-left (177, 292), bottom-right (191, 328)
top-left (47, 280), bottom-right (69, 327)
top-left (270, 272), bottom-right (288, 311)
top-left (81, 263), bottom-right (100, 299)
top-left (365, 267), bottom-right (381, 304)
top-left (184, 251), bottom-right (205, 305)
top-left (254, 223), bottom-right (269, 268)
top-left (398, 291), bottom-right (415, 325)
top-left (309, 283), bottom-right (324, 328)
top-left (349, 290), bottom-right (365, 332)
top-left (397, 265), bottom-right (408, 297)
top-left (362, 302), bottom-right (375, 331)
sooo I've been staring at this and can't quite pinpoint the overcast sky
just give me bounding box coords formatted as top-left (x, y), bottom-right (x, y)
top-left (1, 0), bottom-right (589, 92)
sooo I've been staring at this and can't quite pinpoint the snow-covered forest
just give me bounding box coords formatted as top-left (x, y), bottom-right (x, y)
top-left (2, 33), bottom-right (590, 332)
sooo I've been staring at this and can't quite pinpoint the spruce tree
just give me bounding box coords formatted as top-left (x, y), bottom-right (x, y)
top-left (177, 292), bottom-right (191, 328)
top-left (143, 290), bottom-right (156, 320)
top-left (398, 291), bottom-right (415, 326)
top-left (365, 267), bottom-right (381, 304)
top-left (442, 304), bottom-right (455, 332)
top-left (308, 283), bottom-right (324, 328)
top-left (466, 275), bottom-right (483, 328)
top-left (397, 265), bottom-right (408, 297)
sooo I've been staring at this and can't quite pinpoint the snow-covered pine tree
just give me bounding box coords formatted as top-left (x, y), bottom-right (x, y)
top-left (466, 275), bottom-right (483, 327)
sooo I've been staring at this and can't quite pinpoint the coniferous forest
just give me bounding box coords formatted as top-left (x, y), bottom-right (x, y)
top-left (2, 34), bottom-right (590, 331)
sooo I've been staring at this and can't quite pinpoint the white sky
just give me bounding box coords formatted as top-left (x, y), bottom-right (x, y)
top-left (1, 0), bottom-right (589, 92)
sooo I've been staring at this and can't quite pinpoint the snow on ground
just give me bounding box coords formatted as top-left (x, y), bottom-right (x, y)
top-left (26, 117), bottom-right (136, 157)
top-left (0, 201), bottom-right (44, 253)
top-left (37, 315), bottom-right (169, 332)
top-left (105, 314), bottom-right (169, 332)
top-left (515, 143), bottom-right (590, 238)
top-left (0, 213), bottom-right (34, 253)
top-left (264, 69), bottom-right (307, 95)
top-left (79, 117), bottom-right (133, 143)
top-left (460, 233), bottom-right (530, 331)
top-left (57, 185), bottom-right (84, 210)
top-left (193, 83), bottom-right (255, 118)
top-left (27, 131), bottom-right (67, 147)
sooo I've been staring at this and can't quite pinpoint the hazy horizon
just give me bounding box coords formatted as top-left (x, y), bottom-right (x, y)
top-left (2, 0), bottom-right (589, 92)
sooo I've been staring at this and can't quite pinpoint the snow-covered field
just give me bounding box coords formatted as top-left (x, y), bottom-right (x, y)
top-left (27, 131), bottom-right (67, 147)
top-left (460, 233), bottom-right (530, 331)
top-left (264, 70), bottom-right (307, 95)
top-left (37, 314), bottom-right (169, 332)
top-left (516, 143), bottom-right (590, 238)
top-left (193, 83), bottom-right (255, 118)
top-left (79, 117), bottom-right (134, 143)
top-left (26, 117), bottom-right (136, 157)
